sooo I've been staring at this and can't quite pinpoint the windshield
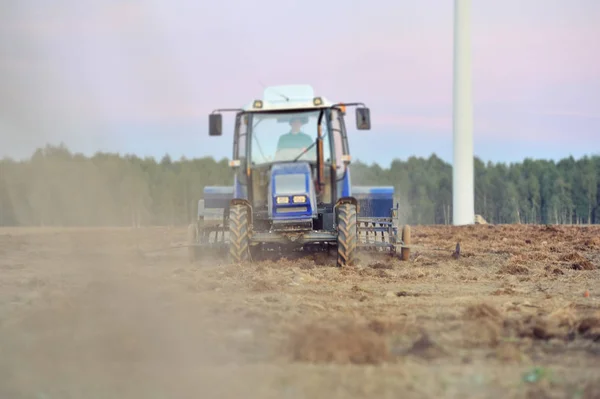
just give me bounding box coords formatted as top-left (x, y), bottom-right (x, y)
top-left (249, 110), bottom-right (331, 166)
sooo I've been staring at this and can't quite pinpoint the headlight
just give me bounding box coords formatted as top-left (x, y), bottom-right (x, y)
top-left (292, 195), bottom-right (307, 203)
top-left (276, 196), bottom-right (289, 204)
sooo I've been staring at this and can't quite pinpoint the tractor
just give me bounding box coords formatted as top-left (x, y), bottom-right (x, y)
top-left (187, 84), bottom-right (411, 267)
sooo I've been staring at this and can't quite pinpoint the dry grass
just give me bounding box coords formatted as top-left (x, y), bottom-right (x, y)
top-left (0, 224), bottom-right (599, 398)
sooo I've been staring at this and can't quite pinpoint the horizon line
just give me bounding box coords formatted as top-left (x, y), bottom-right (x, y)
top-left (2, 142), bottom-right (599, 168)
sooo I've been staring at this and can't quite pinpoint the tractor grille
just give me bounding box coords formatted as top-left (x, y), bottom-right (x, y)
top-left (276, 206), bottom-right (308, 213)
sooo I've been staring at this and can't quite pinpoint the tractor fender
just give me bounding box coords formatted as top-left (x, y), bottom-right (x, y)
top-left (229, 198), bottom-right (253, 228)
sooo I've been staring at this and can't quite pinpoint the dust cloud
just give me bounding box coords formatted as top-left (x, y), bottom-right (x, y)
top-left (0, 229), bottom-right (272, 399)
top-left (0, 10), bottom-right (248, 393)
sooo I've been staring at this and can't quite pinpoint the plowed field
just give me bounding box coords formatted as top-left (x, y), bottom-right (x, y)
top-left (1, 224), bottom-right (599, 398)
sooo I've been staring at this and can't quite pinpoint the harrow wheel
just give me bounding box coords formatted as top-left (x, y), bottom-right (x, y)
top-left (336, 203), bottom-right (358, 267)
top-left (229, 204), bottom-right (250, 263)
top-left (400, 224), bottom-right (411, 261)
top-left (187, 223), bottom-right (198, 263)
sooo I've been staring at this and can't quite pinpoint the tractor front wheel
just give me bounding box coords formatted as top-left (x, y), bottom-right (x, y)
top-left (229, 204), bottom-right (250, 263)
top-left (336, 203), bottom-right (358, 267)
top-left (400, 224), bottom-right (411, 261)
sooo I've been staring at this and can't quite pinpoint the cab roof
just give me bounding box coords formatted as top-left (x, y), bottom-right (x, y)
top-left (241, 84), bottom-right (334, 112)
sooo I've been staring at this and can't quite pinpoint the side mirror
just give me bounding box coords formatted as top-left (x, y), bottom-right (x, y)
top-left (209, 113), bottom-right (222, 136)
top-left (355, 108), bottom-right (371, 130)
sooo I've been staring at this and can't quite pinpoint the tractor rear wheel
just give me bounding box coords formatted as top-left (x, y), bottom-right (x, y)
top-left (400, 224), bottom-right (411, 261)
top-left (229, 204), bottom-right (250, 263)
top-left (336, 203), bottom-right (358, 267)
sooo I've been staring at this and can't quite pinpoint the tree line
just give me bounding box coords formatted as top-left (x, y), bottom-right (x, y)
top-left (0, 144), bottom-right (598, 226)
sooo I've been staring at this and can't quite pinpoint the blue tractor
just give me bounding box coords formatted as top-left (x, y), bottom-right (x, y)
top-left (187, 85), bottom-right (411, 267)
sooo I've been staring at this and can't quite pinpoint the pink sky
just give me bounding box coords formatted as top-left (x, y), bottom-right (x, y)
top-left (0, 0), bottom-right (599, 164)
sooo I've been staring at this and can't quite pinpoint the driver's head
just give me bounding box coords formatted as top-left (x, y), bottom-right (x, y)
top-left (289, 117), bottom-right (304, 133)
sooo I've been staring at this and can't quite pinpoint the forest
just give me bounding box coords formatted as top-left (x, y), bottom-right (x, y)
top-left (0, 144), bottom-right (598, 226)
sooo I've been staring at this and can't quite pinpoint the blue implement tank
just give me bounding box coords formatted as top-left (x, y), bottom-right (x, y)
top-left (203, 186), bottom-right (234, 209)
top-left (351, 186), bottom-right (395, 218)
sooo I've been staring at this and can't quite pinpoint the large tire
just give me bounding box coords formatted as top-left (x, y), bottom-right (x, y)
top-left (336, 203), bottom-right (358, 267)
top-left (187, 223), bottom-right (198, 263)
top-left (400, 224), bottom-right (411, 261)
top-left (229, 204), bottom-right (250, 263)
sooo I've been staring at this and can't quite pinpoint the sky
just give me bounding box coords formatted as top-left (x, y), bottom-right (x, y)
top-left (0, 0), bottom-right (599, 167)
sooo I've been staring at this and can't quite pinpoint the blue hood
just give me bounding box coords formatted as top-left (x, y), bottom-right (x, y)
top-left (268, 162), bottom-right (317, 221)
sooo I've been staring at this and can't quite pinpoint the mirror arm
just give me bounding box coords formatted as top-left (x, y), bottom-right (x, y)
top-left (211, 108), bottom-right (244, 114)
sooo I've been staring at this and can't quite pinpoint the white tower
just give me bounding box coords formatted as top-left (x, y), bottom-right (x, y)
top-left (452, 0), bottom-right (475, 225)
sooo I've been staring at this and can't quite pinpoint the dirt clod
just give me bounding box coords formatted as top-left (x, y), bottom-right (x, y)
top-left (396, 291), bottom-right (420, 297)
top-left (369, 261), bottom-right (393, 270)
top-left (571, 261), bottom-right (595, 271)
top-left (499, 263), bottom-right (530, 275)
top-left (578, 315), bottom-right (600, 341)
top-left (559, 252), bottom-right (596, 269)
top-left (405, 331), bottom-right (447, 359)
top-left (287, 322), bottom-right (389, 365)
top-left (464, 303), bottom-right (503, 323)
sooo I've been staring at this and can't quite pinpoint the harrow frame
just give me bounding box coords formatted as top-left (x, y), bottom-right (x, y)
top-left (187, 200), bottom-right (411, 263)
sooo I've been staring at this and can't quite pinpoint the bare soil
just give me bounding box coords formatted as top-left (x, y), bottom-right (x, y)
top-left (0, 224), bottom-right (599, 398)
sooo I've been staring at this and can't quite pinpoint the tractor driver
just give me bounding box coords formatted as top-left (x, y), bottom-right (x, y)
top-left (276, 117), bottom-right (314, 155)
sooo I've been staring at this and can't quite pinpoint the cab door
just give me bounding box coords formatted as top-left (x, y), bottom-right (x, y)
top-left (329, 108), bottom-right (351, 199)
